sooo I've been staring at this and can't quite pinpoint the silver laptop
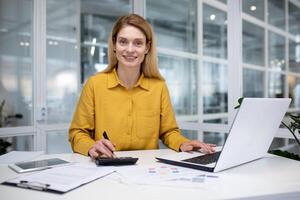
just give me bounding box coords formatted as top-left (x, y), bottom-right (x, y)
top-left (156, 98), bottom-right (291, 172)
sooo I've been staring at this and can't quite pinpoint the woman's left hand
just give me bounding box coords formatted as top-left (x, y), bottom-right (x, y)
top-left (180, 140), bottom-right (216, 154)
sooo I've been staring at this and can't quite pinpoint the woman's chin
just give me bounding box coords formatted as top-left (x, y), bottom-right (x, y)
top-left (120, 62), bottom-right (141, 69)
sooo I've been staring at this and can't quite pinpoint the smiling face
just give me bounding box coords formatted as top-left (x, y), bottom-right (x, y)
top-left (115, 25), bottom-right (149, 70)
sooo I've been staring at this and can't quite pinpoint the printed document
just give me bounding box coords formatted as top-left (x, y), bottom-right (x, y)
top-left (115, 163), bottom-right (220, 188)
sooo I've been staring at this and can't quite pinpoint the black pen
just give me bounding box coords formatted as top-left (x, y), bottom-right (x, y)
top-left (102, 131), bottom-right (116, 157)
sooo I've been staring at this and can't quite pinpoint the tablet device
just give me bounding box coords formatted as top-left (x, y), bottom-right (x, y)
top-left (8, 158), bottom-right (71, 173)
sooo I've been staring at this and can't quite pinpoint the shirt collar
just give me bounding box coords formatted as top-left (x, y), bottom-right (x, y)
top-left (107, 68), bottom-right (149, 91)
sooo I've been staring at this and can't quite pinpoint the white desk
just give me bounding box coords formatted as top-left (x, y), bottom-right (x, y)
top-left (1, 149), bottom-right (300, 200)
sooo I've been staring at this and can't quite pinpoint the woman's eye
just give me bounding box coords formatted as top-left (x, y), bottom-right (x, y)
top-left (118, 39), bottom-right (127, 45)
top-left (134, 41), bottom-right (143, 46)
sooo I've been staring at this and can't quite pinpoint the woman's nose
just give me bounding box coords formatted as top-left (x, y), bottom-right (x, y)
top-left (126, 43), bottom-right (134, 52)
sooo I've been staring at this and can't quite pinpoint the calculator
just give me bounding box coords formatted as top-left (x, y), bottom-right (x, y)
top-left (95, 157), bottom-right (138, 166)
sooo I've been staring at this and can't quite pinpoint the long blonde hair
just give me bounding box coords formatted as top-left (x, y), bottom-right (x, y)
top-left (103, 13), bottom-right (164, 80)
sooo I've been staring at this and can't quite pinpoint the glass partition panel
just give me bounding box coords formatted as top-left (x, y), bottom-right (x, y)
top-left (203, 4), bottom-right (227, 59)
top-left (81, 0), bottom-right (131, 82)
top-left (243, 68), bottom-right (264, 97)
top-left (289, 39), bottom-right (300, 73)
top-left (0, 135), bottom-right (33, 155)
top-left (178, 130), bottom-right (227, 148)
top-left (181, 130), bottom-right (199, 140)
top-left (242, 0), bottom-right (264, 21)
top-left (268, 72), bottom-right (285, 98)
top-left (268, 0), bottom-right (285, 30)
top-left (146, 0), bottom-right (197, 53)
top-left (203, 131), bottom-right (227, 146)
top-left (242, 20), bottom-right (265, 66)
top-left (46, 0), bottom-right (79, 124)
top-left (46, 130), bottom-right (72, 154)
top-left (288, 1), bottom-right (300, 36)
top-left (0, 0), bottom-right (33, 127)
top-left (217, 0), bottom-right (227, 4)
top-left (288, 75), bottom-right (300, 109)
top-left (269, 31), bottom-right (285, 71)
top-left (158, 55), bottom-right (198, 122)
top-left (203, 62), bottom-right (228, 124)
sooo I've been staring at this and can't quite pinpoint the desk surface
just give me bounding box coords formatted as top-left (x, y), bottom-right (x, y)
top-left (1, 149), bottom-right (300, 200)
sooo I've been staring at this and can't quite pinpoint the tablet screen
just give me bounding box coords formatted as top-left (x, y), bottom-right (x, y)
top-left (15, 158), bottom-right (69, 170)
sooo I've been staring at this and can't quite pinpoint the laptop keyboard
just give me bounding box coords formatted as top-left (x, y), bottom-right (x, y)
top-left (182, 151), bottom-right (221, 165)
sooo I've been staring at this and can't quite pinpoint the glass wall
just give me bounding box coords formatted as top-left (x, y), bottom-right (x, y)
top-left (0, 0), bottom-right (33, 154)
top-left (268, 0), bottom-right (285, 30)
top-left (242, 0), bottom-right (264, 20)
top-left (81, 0), bottom-right (131, 82)
top-left (0, 135), bottom-right (33, 155)
top-left (243, 69), bottom-right (264, 97)
top-left (147, 0), bottom-right (197, 53)
top-left (243, 0), bottom-right (300, 150)
top-left (269, 31), bottom-right (285, 71)
top-left (46, 0), bottom-right (80, 124)
top-left (159, 55), bottom-right (198, 119)
top-left (0, 0), bottom-right (33, 127)
top-left (146, 0), bottom-right (199, 126)
top-left (146, 0), bottom-right (228, 127)
top-left (242, 21), bottom-right (265, 67)
top-left (202, 62), bottom-right (227, 123)
top-left (202, 3), bottom-right (228, 124)
top-left (287, 1), bottom-right (300, 109)
top-left (242, 0), bottom-right (300, 101)
top-left (203, 4), bottom-right (227, 59)
top-left (289, 1), bottom-right (300, 35)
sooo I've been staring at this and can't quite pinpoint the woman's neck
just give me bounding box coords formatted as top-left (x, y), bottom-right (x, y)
top-left (116, 65), bottom-right (141, 90)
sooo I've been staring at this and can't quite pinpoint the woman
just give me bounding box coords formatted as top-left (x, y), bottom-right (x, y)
top-left (69, 14), bottom-right (215, 159)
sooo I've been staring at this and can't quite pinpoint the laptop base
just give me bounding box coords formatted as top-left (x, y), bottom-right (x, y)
top-left (156, 157), bottom-right (215, 172)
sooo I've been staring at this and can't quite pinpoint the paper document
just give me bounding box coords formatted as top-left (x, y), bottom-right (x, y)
top-left (3, 163), bottom-right (115, 193)
top-left (115, 163), bottom-right (220, 188)
top-left (0, 151), bottom-right (44, 165)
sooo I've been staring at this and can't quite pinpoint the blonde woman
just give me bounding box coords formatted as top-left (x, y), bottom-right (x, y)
top-left (69, 14), bottom-right (215, 158)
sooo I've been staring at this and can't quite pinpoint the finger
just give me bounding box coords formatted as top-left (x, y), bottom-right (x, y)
top-left (205, 144), bottom-right (216, 152)
top-left (208, 143), bottom-right (217, 147)
top-left (102, 139), bottom-right (116, 152)
top-left (189, 141), bottom-right (216, 153)
top-left (89, 148), bottom-right (99, 159)
top-left (180, 144), bottom-right (193, 152)
top-left (96, 145), bottom-right (114, 158)
top-left (200, 144), bottom-right (215, 154)
top-left (189, 140), bottom-right (205, 148)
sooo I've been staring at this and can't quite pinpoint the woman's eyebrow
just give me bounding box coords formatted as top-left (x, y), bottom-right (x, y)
top-left (117, 36), bottom-right (145, 40)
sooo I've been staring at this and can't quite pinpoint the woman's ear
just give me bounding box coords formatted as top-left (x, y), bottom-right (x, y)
top-left (145, 41), bottom-right (151, 54)
top-left (113, 44), bottom-right (116, 53)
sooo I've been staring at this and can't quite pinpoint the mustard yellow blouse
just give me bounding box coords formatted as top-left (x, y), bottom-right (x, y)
top-left (69, 69), bottom-right (189, 156)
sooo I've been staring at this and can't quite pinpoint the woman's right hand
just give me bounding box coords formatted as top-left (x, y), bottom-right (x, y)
top-left (88, 139), bottom-right (116, 159)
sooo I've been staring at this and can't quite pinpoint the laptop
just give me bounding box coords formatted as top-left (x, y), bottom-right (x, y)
top-left (156, 98), bottom-right (291, 172)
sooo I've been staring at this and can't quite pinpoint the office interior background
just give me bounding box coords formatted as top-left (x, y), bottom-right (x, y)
top-left (0, 0), bottom-right (299, 155)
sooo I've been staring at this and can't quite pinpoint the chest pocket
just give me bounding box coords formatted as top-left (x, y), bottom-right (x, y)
top-left (136, 110), bottom-right (160, 139)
